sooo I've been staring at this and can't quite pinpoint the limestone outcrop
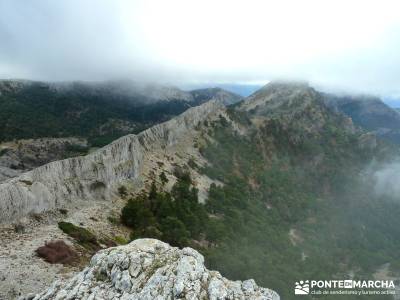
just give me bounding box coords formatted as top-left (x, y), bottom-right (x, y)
top-left (33, 239), bottom-right (279, 300)
top-left (0, 101), bottom-right (223, 223)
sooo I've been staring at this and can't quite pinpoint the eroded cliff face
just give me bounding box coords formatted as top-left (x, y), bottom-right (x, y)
top-left (0, 101), bottom-right (224, 224)
top-left (33, 239), bottom-right (279, 300)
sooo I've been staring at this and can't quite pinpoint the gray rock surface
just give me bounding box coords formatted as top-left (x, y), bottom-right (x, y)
top-left (33, 239), bottom-right (279, 300)
top-left (0, 101), bottom-right (223, 224)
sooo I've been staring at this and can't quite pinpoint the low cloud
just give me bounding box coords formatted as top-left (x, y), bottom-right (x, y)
top-left (1, 0), bottom-right (400, 98)
top-left (373, 162), bottom-right (400, 199)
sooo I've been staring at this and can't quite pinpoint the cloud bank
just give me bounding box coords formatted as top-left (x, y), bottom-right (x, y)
top-left (1, 0), bottom-right (400, 97)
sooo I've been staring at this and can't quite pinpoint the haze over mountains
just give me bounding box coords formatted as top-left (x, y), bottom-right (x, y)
top-left (1, 78), bottom-right (399, 185)
top-left (0, 79), bottom-right (242, 143)
top-left (0, 80), bottom-right (242, 183)
top-left (2, 1), bottom-right (400, 299)
top-left (323, 93), bottom-right (400, 144)
top-left (0, 80), bottom-right (399, 299)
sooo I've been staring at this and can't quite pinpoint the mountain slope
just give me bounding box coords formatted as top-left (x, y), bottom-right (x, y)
top-left (190, 87), bottom-right (243, 105)
top-left (2, 82), bottom-right (400, 300)
top-left (0, 100), bottom-right (224, 223)
top-left (0, 137), bottom-right (88, 183)
top-left (0, 80), bottom-right (240, 147)
top-left (196, 82), bottom-right (399, 299)
top-left (323, 93), bottom-right (400, 144)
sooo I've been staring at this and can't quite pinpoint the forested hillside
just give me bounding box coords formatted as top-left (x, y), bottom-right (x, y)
top-left (323, 94), bottom-right (400, 144)
top-left (0, 80), bottom-right (239, 147)
top-left (198, 84), bottom-right (400, 299)
top-left (119, 82), bottom-right (400, 299)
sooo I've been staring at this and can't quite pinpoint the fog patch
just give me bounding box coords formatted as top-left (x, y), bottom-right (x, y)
top-left (372, 161), bottom-right (400, 199)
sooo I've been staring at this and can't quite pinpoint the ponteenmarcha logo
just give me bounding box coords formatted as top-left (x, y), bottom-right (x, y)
top-left (295, 279), bottom-right (396, 296)
top-left (295, 280), bottom-right (310, 294)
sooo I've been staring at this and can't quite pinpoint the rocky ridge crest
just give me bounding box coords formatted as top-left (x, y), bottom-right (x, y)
top-left (33, 239), bottom-right (279, 300)
top-left (0, 100), bottom-right (223, 223)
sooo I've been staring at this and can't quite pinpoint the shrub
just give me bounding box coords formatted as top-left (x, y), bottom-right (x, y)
top-left (65, 144), bottom-right (89, 155)
top-left (130, 225), bottom-right (163, 241)
top-left (114, 236), bottom-right (129, 245)
top-left (173, 166), bottom-right (191, 183)
top-left (36, 240), bottom-right (77, 264)
top-left (160, 217), bottom-right (190, 247)
top-left (0, 148), bottom-right (8, 157)
top-left (121, 198), bottom-right (156, 228)
top-left (159, 172), bottom-right (168, 185)
top-left (58, 221), bottom-right (100, 250)
top-left (118, 185), bottom-right (128, 197)
top-left (59, 208), bottom-right (68, 215)
top-left (121, 172), bottom-right (207, 248)
top-left (13, 223), bottom-right (25, 233)
top-left (107, 215), bottom-right (120, 225)
top-left (187, 158), bottom-right (198, 169)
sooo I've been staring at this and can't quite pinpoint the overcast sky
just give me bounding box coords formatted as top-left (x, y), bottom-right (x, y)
top-left (1, 0), bottom-right (400, 98)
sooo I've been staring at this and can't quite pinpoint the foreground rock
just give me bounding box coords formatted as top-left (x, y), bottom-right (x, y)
top-left (33, 239), bottom-right (279, 300)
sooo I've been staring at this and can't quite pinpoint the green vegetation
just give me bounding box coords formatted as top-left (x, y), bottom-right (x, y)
top-left (159, 171), bottom-right (168, 184)
top-left (118, 105), bottom-right (399, 299)
top-left (0, 82), bottom-right (195, 145)
top-left (187, 158), bottom-right (198, 169)
top-left (64, 143), bottom-right (89, 157)
top-left (196, 110), bottom-right (399, 300)
top-left (58, 221), bottom-right (100, 251)
top-left (118, 185), bottom-right (128, 198)
top-left (45, 84), bottom-right (397, 299)
top-left (121, 170), bottom-right (208, 248)
top-left (58, 208), bottom-right (68, 215)
top-left (0, 148), bottom-right (8, 157)
top-left (107, 215), bottom-right (120, 225)
top-left (114, 235), bottom-right (129, 245)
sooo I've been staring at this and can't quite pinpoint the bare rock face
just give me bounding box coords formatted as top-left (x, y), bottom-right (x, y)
top-left (33, 239), bottom-right (279, 300)
top-left (0, 101), bottom-right (223, 224)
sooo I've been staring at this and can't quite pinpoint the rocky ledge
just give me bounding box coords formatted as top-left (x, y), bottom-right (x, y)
top-left (33, 239), bottom-right (279, 300)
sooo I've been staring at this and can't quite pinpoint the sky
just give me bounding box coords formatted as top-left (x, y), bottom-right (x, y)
top-left (1, 0), bottom-right (400, 100)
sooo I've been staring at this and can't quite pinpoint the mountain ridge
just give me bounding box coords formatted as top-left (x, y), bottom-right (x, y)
top-left (0, 79), bottom-right (241, 146)
top-left (0, 100), bottom-right (224, 223)
top-left (1, 81), bottom-right (399, 299)
top-left (323, 92), bottom-right (400, 144)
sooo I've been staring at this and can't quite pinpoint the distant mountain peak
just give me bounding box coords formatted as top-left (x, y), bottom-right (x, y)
top-left (239, 80), bottom-right (319, 115)
top-left (190, 87), bottom-right (243, 105)
top-left (323, 92), bottom-right (400, 143)
top-left (258, 80), bottom-right (310, 91)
